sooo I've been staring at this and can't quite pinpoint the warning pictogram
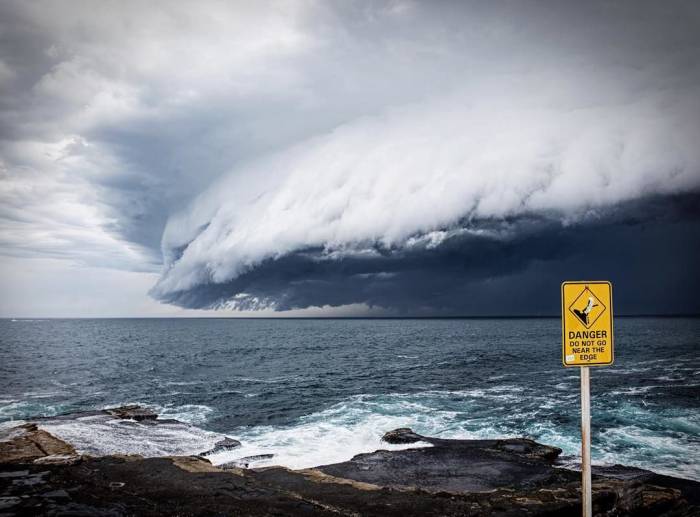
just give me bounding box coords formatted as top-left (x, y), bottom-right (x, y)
top-left (568, 287), bottom-right (606, 328)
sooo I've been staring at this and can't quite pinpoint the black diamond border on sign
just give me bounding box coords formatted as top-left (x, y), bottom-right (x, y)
top-left (568, 286), bottom-right (607, 328)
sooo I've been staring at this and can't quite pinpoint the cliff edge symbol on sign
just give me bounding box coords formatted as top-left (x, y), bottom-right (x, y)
top-left (568, 287), bottom-right (606, 328)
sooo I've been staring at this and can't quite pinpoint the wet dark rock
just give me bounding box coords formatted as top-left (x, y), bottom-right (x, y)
top-left (0, 470), bottom-right (30, 478)
top-left (381, 428), bottom-right (562, 463)
top-left (198, 437), bottom-right (241, 456)
top-left (241, 453), bottom-right (273, 462)
top-left (492, 437), bottom-right (562, 461)
top-left (318, 437), bottom-right (567, 493)
top-left (381, 427), bottom-right (424, 444)
top-left (11, 471), bottom-right (50, 487)
top-left (593, 464), bottom-right (700, 506)
top-left (105, 405), bottom-right (158, 422)
top-left (214, 436), bottom-right (242, 451)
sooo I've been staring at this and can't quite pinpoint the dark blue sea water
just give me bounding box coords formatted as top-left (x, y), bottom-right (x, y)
top-left (1, 317), bottom-right (698, 479)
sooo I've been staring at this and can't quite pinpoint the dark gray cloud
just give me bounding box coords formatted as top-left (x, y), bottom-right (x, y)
top-left (153, 193), bottom-right (700, 315)
top-left (1, 1), bottom-right (699, 314)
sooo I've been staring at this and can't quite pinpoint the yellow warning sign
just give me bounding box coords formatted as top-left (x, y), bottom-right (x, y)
top-left (562, 281), bottom-right (614, 367)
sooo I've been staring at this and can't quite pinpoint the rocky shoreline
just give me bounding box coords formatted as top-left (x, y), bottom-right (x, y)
top-left (1, 406), bottom-right (698, 516)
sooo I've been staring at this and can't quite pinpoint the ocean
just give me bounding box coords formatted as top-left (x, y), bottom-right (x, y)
top-left (1, 317), bottom-right (698, 480)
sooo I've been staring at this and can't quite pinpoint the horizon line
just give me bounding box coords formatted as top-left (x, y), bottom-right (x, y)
top-left (2, 314), bottom-right (699, 320)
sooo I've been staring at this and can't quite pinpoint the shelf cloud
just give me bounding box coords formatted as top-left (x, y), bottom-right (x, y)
top-left (149, 2), bottom-right (700, 313)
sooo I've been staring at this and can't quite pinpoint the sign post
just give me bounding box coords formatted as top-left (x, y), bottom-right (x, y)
top-left (562, 281), bottom-right (614, 517)
top-left (580, 365), bottom-right (591, 517)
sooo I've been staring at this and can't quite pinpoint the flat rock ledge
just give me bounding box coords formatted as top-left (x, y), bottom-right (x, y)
top-left (32, 404), bottom-right (160, 423)
top-left (105, 405), bottom-right (158, 422)
top-left (1, 422), bottom-right (698, 516)
top-left (0, 424), bottom-right (77, 465)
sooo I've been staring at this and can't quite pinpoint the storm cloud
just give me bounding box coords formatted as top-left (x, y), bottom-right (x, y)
top-left (153, 194), bottom-right (700, 315)
top-left (1, 1), bottom-right (699, 315)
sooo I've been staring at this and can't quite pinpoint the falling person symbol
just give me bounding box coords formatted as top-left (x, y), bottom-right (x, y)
top-left (573, 296), bottom-right (598, 326)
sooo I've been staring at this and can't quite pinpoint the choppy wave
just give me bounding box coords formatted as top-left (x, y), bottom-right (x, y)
top-left (206, 395), bottom-right (439, 469)
top-left (0, 400), bottom-right (74, 421)
top-left (212, 390), bottom-right (700, 479)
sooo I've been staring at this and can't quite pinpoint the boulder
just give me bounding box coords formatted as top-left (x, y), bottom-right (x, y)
top-left (381, 428), bottom-right (424, 444)
top-left (199, 437), bottom-right (242, 456)
top-left (492, 438), bottom-right (562, 461)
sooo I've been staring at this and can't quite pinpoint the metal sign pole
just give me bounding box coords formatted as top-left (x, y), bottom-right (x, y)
top-left (580, 365), bottom-right (592, 517)
top-left (562, 281), bottom-right (613, 516)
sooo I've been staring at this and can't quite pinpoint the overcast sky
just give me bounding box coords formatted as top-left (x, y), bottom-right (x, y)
top-left (1, 0), bottom-right (699, 317)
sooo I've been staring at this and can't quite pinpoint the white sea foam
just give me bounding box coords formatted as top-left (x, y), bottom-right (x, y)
top-left (597, 424), bottom-right (700, 480)
top-left (206, 398), bottom-right (437, 469)
top-left (157, 404), bottom-right (214, 425)
top-left (608, 386), bottom-right (656, 396)
top-left (653, 375), bottom-right (684, 382)
top-left (23, 390), bottom-right (67, 399)
top-left (39, 413), bottom-right (222, 458)
top-left (205, 390), bottom-right (529, 469)
top-left (236, 376), bottom-right (296, 384)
